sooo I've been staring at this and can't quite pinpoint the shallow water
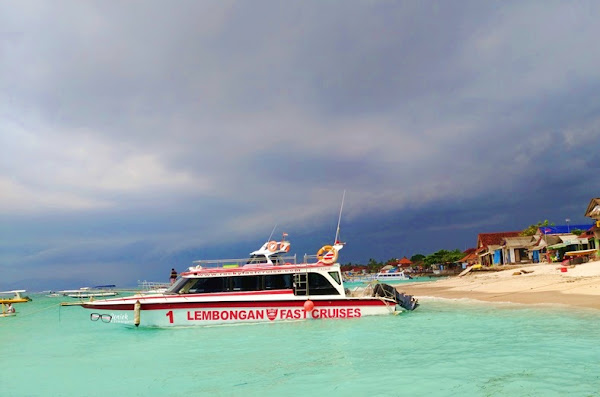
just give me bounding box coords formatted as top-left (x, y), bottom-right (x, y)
top-left (1, 294), bottom-right (599, 396)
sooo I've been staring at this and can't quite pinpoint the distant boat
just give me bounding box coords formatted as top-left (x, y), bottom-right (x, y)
top-left (137, 280), bottom-right (171, 294)
top-left (0, 290), bottom-right (32, 304)
top-left (0, 290), bottom-right (32, 318)
top-left (60, 286), bottom-right (119, 299)
top-left (373, 269), bottom-right (412, 281)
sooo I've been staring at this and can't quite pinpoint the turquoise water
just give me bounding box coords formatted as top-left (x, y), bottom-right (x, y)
top-left (1, 294), bottom-right (599, 396)
top-left (344, 276), bottom-right (442, 289)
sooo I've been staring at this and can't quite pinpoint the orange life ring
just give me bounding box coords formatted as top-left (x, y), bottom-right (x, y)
top-left (267, 240), bottom-right (278, 252)
top-left (317, 245), bottom-right (338, 264)
top-left (280, 241), bottom-right (290, 252)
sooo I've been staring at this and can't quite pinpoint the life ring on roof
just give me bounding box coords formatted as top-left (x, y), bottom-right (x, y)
top-left (267, 240), bottom-right (278, 252)
top-left (317, 245), bottom-right (338, 265)
top-left (280, 241), bottom-right (290, 252)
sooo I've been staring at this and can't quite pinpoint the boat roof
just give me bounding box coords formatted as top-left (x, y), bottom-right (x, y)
top-left (182, 262), bottom-right (338, 277)
top-left (186, 238), bottom-right (344, 275)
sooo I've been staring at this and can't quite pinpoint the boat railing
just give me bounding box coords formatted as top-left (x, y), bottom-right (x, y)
top-left (137, 280), bottom-right (171, 290)
top-left (191, 254), bottom-right (298, 269)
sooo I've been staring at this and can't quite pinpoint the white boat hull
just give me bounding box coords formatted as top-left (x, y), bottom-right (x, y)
top-left (81, 298), bottom-right (398, 327)
top-left (68, 292), bottom-right (118, 298)
top-left (374, 273), bottom-right (411, 281)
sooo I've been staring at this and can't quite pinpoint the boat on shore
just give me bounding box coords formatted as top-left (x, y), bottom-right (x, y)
top-left (63, 236), bottom-right (418, 327)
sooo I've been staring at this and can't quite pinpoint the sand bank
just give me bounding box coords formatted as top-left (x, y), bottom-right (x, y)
top-left (398, 260), bottom-right (600, 310)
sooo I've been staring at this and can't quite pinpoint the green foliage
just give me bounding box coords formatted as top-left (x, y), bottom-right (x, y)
top-left (520, 220), bottom-right (554, 236)
top-left (423, 249), bottom-right (464, 266)
top-left (348, 252), bottom-right (462, 272)
top-left (366, 258), bottom-right (382, 273)
top-left (571, 228), bottom-right (583, 236)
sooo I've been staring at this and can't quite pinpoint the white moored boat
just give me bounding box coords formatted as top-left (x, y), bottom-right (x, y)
top-left (65, 236), bottom-right (418, 327)
top-left (60, 285), bottom-right (119, 299)
top-left (374, 269), bottom-right (412, 281)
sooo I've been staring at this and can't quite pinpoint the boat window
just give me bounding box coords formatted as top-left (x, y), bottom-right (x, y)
top-left (186, 277), bottom-right (228, 293)
top-left (264, 274), bottom-right (292, 290)
top-left (295, 273), bottom-right (339, 296)
top-left (328, 271), bottom-right (341, 285)
top-left (246, 255), bottom-right (268, 264)
top-left (167, 277), bottom-right (190, 294)
top-left (231, 276), bottom-right (261, 291)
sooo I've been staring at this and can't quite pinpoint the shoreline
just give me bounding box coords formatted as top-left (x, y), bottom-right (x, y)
top-left (397, 260), bottom-right (600, 310)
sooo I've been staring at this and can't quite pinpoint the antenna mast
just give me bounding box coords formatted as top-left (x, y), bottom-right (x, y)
top-left (334, 190), bottom-right (345, 243)
top-left (267, 224), bottom-right (277, 242)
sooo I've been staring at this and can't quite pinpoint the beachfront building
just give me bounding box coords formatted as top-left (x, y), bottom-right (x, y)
top-left (500, 236), bottom-right (533, 264)
top-left (584, 198), bottom-right (600, 258)
top-left (534, 224), bottom-right (594, 262)
top-left (396, 257), bottom-right (413, 268)
top-left (460, 248), bottom-right (478, 268)
top-left (476, 231), bottom-right (521, 266)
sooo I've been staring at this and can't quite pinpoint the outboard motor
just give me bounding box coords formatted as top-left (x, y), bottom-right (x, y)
top-left (395, 292), bottom-right (419, 311)
top-left (373, 283), bottom-right (419, 311)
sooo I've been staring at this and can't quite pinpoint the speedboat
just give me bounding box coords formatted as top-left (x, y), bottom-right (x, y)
top-left (65, 236), bottom-right (418, 327)
top-left (60, 285), bottom-right (119, 299)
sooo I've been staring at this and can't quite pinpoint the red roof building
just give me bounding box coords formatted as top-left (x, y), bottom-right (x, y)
top-left (477, 231), bottom-right (521, 249)
top-left (397, 257), bottom-right (413, 268)
top-left (459, 248), bottom-right (479, 265)
top-left (476, 231), bottom-right (521, 266)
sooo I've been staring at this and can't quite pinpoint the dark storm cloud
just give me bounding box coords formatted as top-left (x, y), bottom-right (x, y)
top-left (1, 1), bottom-right (600, 289)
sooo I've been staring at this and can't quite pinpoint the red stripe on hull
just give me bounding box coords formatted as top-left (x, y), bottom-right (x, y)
top-left (82, 299), bottom-right (391, 311)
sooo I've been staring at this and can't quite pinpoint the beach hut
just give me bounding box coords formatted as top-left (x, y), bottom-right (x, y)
top-left (476, 231), bottom-right (521, 266)
top-left (584, 198), bottom-right (600, 257)
top-left (501, 236), bottom-right (533, 264)
top-left (459, 248), bottom-right (479, 268)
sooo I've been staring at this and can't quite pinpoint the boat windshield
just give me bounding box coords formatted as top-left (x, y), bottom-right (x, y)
top-left (165, 277), bottom-right (188, 294)
top-left (246, 255), bottom-right (269, 265)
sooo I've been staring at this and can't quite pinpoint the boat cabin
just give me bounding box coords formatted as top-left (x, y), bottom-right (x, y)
top-left (169, 265), bottom-right (344, 297)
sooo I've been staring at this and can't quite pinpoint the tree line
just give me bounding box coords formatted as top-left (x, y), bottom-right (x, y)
top-left (340, 249), bottom-right (464, 273)
top-left (341, 219), bottom-right (584, 273)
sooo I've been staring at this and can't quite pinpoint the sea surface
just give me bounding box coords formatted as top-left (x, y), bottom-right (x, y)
top-left (1, 289), bottom-right (599, 397)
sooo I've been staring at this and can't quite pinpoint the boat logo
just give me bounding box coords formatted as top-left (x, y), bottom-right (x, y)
top-left (266, 308), bottom-right (278, 321)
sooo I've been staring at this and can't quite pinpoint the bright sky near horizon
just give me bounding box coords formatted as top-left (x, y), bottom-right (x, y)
top-left (1, 1), bottom-right (599, 290)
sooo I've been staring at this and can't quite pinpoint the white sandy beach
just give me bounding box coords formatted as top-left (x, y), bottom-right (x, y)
top-left (399, 259), bottom-right (600, 309)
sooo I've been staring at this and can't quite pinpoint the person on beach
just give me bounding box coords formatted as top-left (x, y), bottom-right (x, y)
top-left (170, 268), bottom-right (178, 284)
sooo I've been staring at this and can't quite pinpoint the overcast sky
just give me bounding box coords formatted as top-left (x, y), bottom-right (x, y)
top-left (1, 1), bottom-right (599, 290)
